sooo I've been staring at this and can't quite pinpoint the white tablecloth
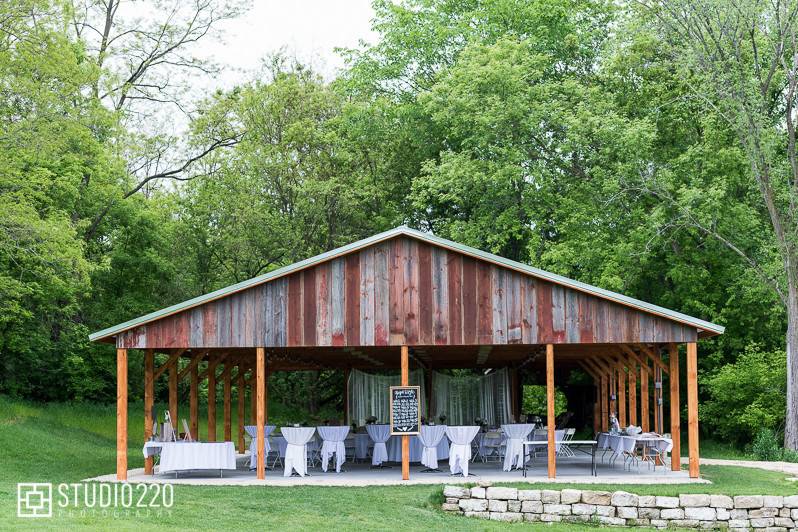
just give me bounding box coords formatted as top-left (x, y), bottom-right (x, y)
top-left (386, 434), bottom-right (449, 462)
top-left (157, 442), bottom-right (236, 473)
top-left (282, 427), bottom-right (316, 477)
top-left (246, 425), bottom-right (276, 469)
top-left (318, 426), bottom-right (350, 473)
top-left (446, 426), bottom-right (480, 476)
top-left (366, 424), bottom-right (390, 466)
top-left (351, 433), bottom-right (371, 460)
top-left (502, 423), bottom-right (536, 471)
top-left (143, 441), bottom-right (163, 458)
top-left (418, 425), bottom-right (447, 470)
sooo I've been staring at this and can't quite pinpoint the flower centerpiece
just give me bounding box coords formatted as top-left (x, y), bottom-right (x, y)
top-left (438, 413), bottom-right (447, 425)
top-left (474, 417), bottom-right (488, 431)
top-left (365, 415), bottom-right (377, 424)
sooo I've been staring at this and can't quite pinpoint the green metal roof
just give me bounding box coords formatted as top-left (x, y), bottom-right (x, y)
top-left (89, 225), bottom-right (725, 342)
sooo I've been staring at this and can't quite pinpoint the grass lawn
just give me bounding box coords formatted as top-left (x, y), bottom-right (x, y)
top-left (1, 397), bottom-right (796, 530)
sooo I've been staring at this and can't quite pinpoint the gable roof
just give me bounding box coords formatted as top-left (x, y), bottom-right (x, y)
top-left (89, 225), bottom-right (725, 342)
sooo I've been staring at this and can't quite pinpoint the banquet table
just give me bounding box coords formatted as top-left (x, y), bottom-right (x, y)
top-left (366, 424), bottom-right (391, 466)
top-left (245, 425), bottom-right (276, 469)
top-left (418, 425), bottom-right (448, 470)
top-left (154, 441), bottom-right (237, 475)
top-left (602, 433), bottom-right (673, 467)
top-left (446, 426), bottom-right (480, 477)
top-left (349, 433), bottom-right (372, 460)
top-left (502, 423), bottom-right (536, 471)
top-left (282, 427), bottom-right (316, 477)
top-left (386, 433), bottom-right (449, 462)
top-left (317, 426), bottom-right (349, 473)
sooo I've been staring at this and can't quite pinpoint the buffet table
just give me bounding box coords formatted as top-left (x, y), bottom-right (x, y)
top-left (144, 441), bottom-right (237, 476)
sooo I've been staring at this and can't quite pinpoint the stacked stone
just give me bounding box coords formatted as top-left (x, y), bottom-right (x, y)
top-left (442, 484), bottom-right (798, 531)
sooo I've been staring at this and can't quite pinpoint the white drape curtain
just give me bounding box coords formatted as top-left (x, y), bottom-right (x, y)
top-left (432, 368), bottom-right (512, 426)
top-left (348, 369), bottom-right (426, 426)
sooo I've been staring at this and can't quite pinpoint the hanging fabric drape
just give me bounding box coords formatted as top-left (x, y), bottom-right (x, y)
top-left (347, 369), bottom-right (426, 426)
top-left (432, 369), bottom-right (512, 426)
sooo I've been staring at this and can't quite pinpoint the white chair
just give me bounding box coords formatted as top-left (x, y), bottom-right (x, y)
top-left (559, 428), bottom-right (576, 457)
top-left (446, 426), bottom-right (480, 476)
top-left (366, 424), bottom-right (391, 467)
top-left (317, 426), bottom-right (350, 473)
top-left (479, 431), bottom-right (504, 463)
top-left (270, 435), bottom-right (287, 468)
top-left (501, 423), bottom-right (535, 471)
top-left (281, 427), bottom-right (316, 477)
top-left (181, 419), bottom-right (193, 442)
top-left (418, 425), bottom-right (447, 472)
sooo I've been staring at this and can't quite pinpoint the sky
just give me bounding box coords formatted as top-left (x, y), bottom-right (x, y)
top-left (196, 0), bottom-right (378, 89)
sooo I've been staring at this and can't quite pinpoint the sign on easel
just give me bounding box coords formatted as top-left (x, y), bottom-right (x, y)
top-left (389, 386), bottom-right (420, 435)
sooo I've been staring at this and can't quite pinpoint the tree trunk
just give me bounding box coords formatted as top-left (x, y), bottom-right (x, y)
top-left (785, 280), bottom-right (798, 450)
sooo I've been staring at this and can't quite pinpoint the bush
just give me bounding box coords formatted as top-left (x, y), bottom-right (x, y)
top-left (522, 385), bottom-right (568, 417)
top-left (751, 428), bottom-right (782, 461)
top-left (702, 345), bottom-right (786, 445)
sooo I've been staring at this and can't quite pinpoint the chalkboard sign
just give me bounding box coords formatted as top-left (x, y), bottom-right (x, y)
top-left (389, 386), bottom-right (420, 435)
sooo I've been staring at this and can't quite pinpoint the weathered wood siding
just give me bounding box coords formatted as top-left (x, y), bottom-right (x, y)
top-left (117, 237), bottom-right (699, 348)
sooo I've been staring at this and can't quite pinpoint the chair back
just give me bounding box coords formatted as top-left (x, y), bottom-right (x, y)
top-left (182, 419), bottom-right (193, 442)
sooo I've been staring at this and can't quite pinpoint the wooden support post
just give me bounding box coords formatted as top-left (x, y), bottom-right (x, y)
top-left (593, 396), bottom-right (601, 435)
top-left (617, 361), bottom-right (627, 427)
top-left (654, 365), bottom-right (663, 434)
top-left (641, 362), bottom-right (650, 433)
top-left (208, 358), bottom-right (217, 441)
top-left (669, 343), bottom-right (681, 471)
top-left (238, 367), bottom-right (246, 453)
top-left (401, 345), bottom-right (410, 481)
top-left (687, 342), bottom-right (699, 478)
top-left (250, 368), bottom-right (257, 424)
top-left (510, 368), bottom-right (519, 421)
top-left (600, 373), bottom-right (609, 432)
top-left (168, 356), bottom-right (178, 431)
top-left (256, 348), bottom-right (266, 480)
top-left (343, 368), bottom-right (350, 425)
top-left (190, 362), bottom-right (198, 440)
top-left (224, 366), bottom-right (232, 442)
top-left (628, 360), bottom-right (637, 427)
top-left (117, 348), bottom-right (128, 481)
top-left (546, 344), bottom-right (556, 478)
top-left (609, 366), bottom-right (617, 420)
top-left (144, 349), bottom-right (154, 475)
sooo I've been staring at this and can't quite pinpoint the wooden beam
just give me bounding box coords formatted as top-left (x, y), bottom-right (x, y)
top-left (144, 349), bottom-right (154, 475)
top-left (654, 366), bottom-right (662, 433)
top-left (153, 349), bottom-right (186, 380)
top-left (600, 373), bottom-right (609, 432)
top-left (638, 344), bottom-right (669, 374)
top-left (401, 345), bottom-right (410, 481)
top-left (619, 345), bottom-right (654, 375)
top-left (578, 361), bottom-right (599, 381)
top-left (617, 360), bottom-right (627, 427)
top-left (224, 364), bottom-right (232, 442)
top-left (546, 344), bottom-right (556, 478)
top-left (669, 343), bottom-right (681, 472)
top-left (238, 367), bottom-right (246, 453)
top-left (116, 348), bottom-right (128, 481)
top-left (640, 361), bottom-right (650, 433)
top-left (198, 353), bottom-right (228, 381)
top-left (178, 351), bottom-right (205, 381)
top-left (168, 358), bottom-right (178, 429)
top-left (687, 342), bottom-right (699, 478)
top-left (256, 347), bottom-right (266, 480)
top-left (190, 362), bottom-right (198, 440)
top-left (628, 358), bottom-right (637, 426)
top-left (208, 357), bottom-right (218, 442)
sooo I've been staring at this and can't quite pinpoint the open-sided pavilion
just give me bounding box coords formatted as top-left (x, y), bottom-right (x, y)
top-left (90, 226), bottom-right (724, 482)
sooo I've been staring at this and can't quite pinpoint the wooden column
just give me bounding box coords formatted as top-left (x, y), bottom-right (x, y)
top-left (190, 363), bottom-right (198, 440)
top-left (224, 366), bottom-right (232, 442)
top-left (593, 392), bottom-right (601, 434)
top-left (238, 367), bottom-right (246, 453)
top-left (116, 348), bottom-right (128, 481)
top-left (546, 344), bottom-right (556, 478)
top-left (654, 366), bottom-right (663, 433)
top-left (600, 373), bottom-right (609, 432)
top-left (609, 368), bottom-right (616, 419)
top-left (628, 360), bottom-right (637, 426)
top-left (208, 358), bottom-right (217, 441)
top-left (144, 349), bottom-right (154, 474)
top-left (256, 347), bottom-right (266, 480)
top-left (669, 343), bottom-right (681, 472)
top-left (687, 342), bottom-right (699, 478)
top-left (617, 362), bottom-right (627, 427)
top-left (168, 357), bottom-right (178, 430)
top-left (250, 372), bottom-right (257, 424)
top-left (343, 368), bottom-right (350, 425)
top-left (401, 345), bottom-right (410, 481)
top-left (640, 362), bottom-right (650, 433)
top-left (510, 368), bottom-right (520, 421)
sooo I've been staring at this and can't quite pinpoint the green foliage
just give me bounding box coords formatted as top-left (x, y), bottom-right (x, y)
top-left (703, 346), bottom-right (787, 445)
top-left (751, 428), bottom-right (782, 462)
top-left (522, 385), bottom-right (568, 417)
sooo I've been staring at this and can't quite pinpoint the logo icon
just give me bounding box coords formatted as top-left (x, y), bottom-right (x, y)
top-left (17, 483), bottom-right (52, 518)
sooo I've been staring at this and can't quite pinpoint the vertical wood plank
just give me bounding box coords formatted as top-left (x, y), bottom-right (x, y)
top-left (288, 273), bottom-right (303, 347)
top-left (303, 270), bottom-right (316, 346)
top-left (537, 281), bottom-right (553, 343)
top-left (522, 277), bottom-right (537, 344)
top-left (546, 344), bottom-right (556, 478)
top-left (403, 239), bottom-right (419, 344)
top-left (389, 238), bottom-right (404, 344)
top-left (169, 357), bottom-right (178, 431)
top-left (144, 349), bottom-right (154, 474)
top-left (345, 253), bottom-right (361, 345)
top-left (565, 289), bottom-right (579, 343)
top-left (238, 367), bottom-right (246, 453)
top-left (256, 347), bottom-right (266, 480)
top-left (641, 362), bottom-right (650, 433)
top-left (578, 293), bottom-right (595, 343)
top-left (600, 373), bottom-right (608, 432)
top-left (360, 248), bottom-right (376, 346)
top-left (617, 360), bottom-right (627, 427)
top-left (461, 256), bottom-right (478, 344)
top-left (417, 242), bottom-right (433, 344)
top-left (447, 252), bottom-right (463, 345)
top-left (208, 358), bottom-right (217, 441)
top-left (316, 262), bottom-right (332, 346)
top-left (628, 360), bottom-right (637, 426)
top-left (331, 258), bottom-right (346, 346)
top-left (432, 247), bottom-right (449, 344)
top-left (687, 341), bottom-right (699, 477)
top-left (190, 308), bottom-right (203, 347)
top-left (669, 343), bottom-right (681, 472)
top-left (116, 348), bottom-right (128, 480)
top-left (224, 366), bottom-right (232, 442)
top-left (374, 243), bottom-right (390, 345)
top-left (491, 266), bottom-right (507, 344)
top-left (190, 362), bottom-right (198, 440)
top-left (401, 345), bottom-right (410, 481)
top-left (506, 272), bottom-right (522, 344)
top-left (273, 278), bottom-right (286, 347)
top-left (551, 285), bottom-right (566, 342)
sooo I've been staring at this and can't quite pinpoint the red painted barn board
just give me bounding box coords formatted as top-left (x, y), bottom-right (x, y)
top-left (112, 235), bottom-right (704, 349)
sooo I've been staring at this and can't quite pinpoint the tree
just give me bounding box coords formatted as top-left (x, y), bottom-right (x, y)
top-left (635, 0), bottom-right (798, 449)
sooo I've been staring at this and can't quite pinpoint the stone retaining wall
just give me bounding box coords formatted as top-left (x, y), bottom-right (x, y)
top-left (442, 484), bottom-right (798, 530)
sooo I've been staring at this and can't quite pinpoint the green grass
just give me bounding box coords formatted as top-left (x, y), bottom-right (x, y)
top-left (1, 397), bottom-right (796, 530)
